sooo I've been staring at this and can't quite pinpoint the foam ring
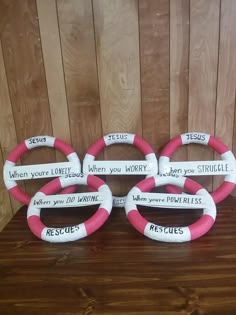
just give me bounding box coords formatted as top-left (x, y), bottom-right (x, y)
top-left (83, 133), bottom-right (158, 207)
top-left (159, 132), bottom-right (236, 203)
top-left (3, 136), bottom-right (81, 205)
top-left (27, 173), bottom-right (113, 243)
top-left (125, 175), bottom-right (216, 242)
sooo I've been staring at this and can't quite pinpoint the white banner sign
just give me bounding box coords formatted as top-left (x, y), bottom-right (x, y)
top-left (131, 193), bottom-right (208, 208)
top-left (32, 192), bottom-right (103, 208)
top-left (4, 162), bottom-right (77, 180)
top-left (162, 160), bottom-right (235, 176)
top-left (85, 160), bottom-right (154, 175)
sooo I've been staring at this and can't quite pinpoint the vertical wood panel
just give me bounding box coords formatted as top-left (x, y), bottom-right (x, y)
top-left (0, 0), bottom-right (13, 35)
top-left (0, 40), bottom-right (24, 213)
top-left (57, 0), bottom-right (102, 160)
top-left (170, 0), bottom-right (189, 162)
top-left (37, 0), bottom-right (71, 161)
top-left (1, 0), bottom-right (55, 196)
top-left (214, 0), bottom-right (236, 191)
top-left (188, 0), bottom-right (220, 190)
top-left (93, 0), bottom-right (142, 195)
top-left (0, 147), bottom-right (12, 231)
top-left (139, 0), bottom-right (170, 152)
top-left (0, 41), bottom-right (18, 158)
top-left (93, 0), bottom-right (141, 134)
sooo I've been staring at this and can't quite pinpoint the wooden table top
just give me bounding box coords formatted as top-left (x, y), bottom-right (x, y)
top-left (1, 197), bottom-right (236, 314)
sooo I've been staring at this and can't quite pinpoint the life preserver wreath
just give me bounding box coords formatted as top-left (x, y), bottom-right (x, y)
top-left (159, 132), bottom-right (236, 203)
top-left (3, 136), bottom-right (81, 205)
top-left (2, 131), bottom-right (235, 243)
top-left (27, 173), bottom-right (112, 243)
top-left (83, 133), bottom-right (158, 207)
top-left (125, 175), bottom-right (216, 242)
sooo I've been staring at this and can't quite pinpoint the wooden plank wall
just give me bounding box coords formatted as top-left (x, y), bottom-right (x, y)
top-left (0, 0), bottom-right (236, 231)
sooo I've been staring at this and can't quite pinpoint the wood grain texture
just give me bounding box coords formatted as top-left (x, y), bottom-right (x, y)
top-left (139, 0), bottom-right (170, 152)
top-left (93, 0), bottom-right (142, 195)
top-left (188, 0), bottom-right (220, 191)
top-left (0, 40), bottom-right (24, 213)
top-left (58, 0), bottom-right (102, 160)
top-left (0, 147), bottom-right (12, 231)
top-left (1, 197), bottom-right (236, 313)
top-left (170, 0), bottom-right (189, 162)
top-left (1, 0), bottom-right (55, 196)
top-left (93, 0), bottom-right (141, 134)
top-left (37, 0), bottom-right (71, 162)
top-left (0, 0), bottom-right (13, 36)
top-left (214, 0), bottom-right (236, 191)
top-left (0, 40), bottom-right (18, 157)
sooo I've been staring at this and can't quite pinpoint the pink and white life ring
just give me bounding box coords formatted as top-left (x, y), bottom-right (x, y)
top-left (125, 175), bottom-right (216, 242)
top-left (27, 173), bottom-right (112, 243)
top-left (159, 132), bottom-right (236, 203)
top-left (3, 136), bottom-right (80, 204)
top-left (83, 133), bottom-right (158, 207)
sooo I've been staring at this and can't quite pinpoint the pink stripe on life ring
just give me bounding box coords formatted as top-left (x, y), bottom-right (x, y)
top-left (54, 138), bottom-right (75, 156)
top-left (211, 181), bottom-right (235, 203)
top-left (189, 215), bottom-right (215, 240)
top-left (184, 178), bottom-right (202, 194)
top-left (160, 135), bottom-right (182, 157)
top-left (133, 135), bottom-right (154, 155)
top-left (27, 215), bottom-right (46, 239)
top-left (9, 186), bottom-right (30, 205)
top-left (208, 136), bottom-right (230, 155)
top-left (40, 178), bottom-right (62, 195)
top-left (7, 141), bottom-right (28, 163)
top-left (87, 174), bottom-right (104, 190)
top-left (85, 208), bottom-right (109, 236)
top-left (135, 176), bottom-right (156, 192)
top-left (164, 185), bottom-right (180, 194)
top-left (86, 137), bottom-right (106, 156)
top-left (127, 210), bottom-right (148, 234)
top-left (58, 185), bottom-right (77, 194)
